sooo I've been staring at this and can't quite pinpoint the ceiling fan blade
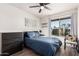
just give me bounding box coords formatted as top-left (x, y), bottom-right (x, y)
top-left (44, 6), bottom-right (50, 10)
top-left (39, 3), bottom-right (50, 6)
top-left (39, 9), bottom-right (42, 13)
top-left (39, 3), bottom-right (44, 6)
top-left (29, 5), bottom-right (40, 8)
top-left (44, 3), bottom-right (50, 5)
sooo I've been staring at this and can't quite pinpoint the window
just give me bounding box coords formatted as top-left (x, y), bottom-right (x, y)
top-left (50, 17), bottom-right (71, 36)
top-left (51, 19), bottom-right (59, 36)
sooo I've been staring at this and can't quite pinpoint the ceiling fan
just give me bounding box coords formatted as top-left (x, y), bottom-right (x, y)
top-left (29, 3), bottom-right (50, 13)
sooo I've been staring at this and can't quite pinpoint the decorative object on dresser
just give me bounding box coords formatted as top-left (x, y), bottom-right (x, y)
top-left (1, 32), bottom-right (23, 56)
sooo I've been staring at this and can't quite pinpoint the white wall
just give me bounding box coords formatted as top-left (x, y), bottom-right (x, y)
top-left (40, 17), bottom-right (49, 36)
top-left (0, 4), bottom-right (40, 32)
top-left (40, 8), bottom-right (78, 36)
top-left (0, 4), bottom-right (41, 54)
top-left (77, 8), bottom-right (79, 39)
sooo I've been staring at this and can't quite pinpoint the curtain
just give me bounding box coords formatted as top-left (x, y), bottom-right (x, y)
top-left (71, 12), bottom-right (77, 36)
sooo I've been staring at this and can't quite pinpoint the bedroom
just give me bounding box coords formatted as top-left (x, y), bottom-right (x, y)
top-left (0, 3), bottom-right (79, 56)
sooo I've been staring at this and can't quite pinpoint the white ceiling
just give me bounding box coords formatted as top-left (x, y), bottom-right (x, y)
top-left (9, 3), bottom-right (79, 18)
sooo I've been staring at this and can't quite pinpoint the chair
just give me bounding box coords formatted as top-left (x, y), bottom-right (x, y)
top-left (64, 35), bottom-right (77, 49)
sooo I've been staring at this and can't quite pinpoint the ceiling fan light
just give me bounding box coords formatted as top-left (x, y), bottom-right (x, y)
top-left (41, 6), bottom-right (44, 9)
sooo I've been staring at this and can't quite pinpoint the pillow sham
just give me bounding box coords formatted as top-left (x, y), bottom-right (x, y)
top-left (27, 32), bottom-right (36, 38)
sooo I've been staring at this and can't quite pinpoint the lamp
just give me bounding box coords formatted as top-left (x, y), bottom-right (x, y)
top-left (41, 6), bottom-right (44, 9)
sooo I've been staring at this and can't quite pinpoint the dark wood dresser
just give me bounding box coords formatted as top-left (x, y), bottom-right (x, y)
top-left (1, 32), bottom-right (23, 56)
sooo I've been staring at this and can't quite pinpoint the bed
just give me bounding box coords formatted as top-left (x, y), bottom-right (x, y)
top-left (24, 31), bottom-right (62, 56)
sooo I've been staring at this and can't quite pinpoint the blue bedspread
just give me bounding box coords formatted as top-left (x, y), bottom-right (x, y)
top-left (24, 36), bottom-right (62, 56)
